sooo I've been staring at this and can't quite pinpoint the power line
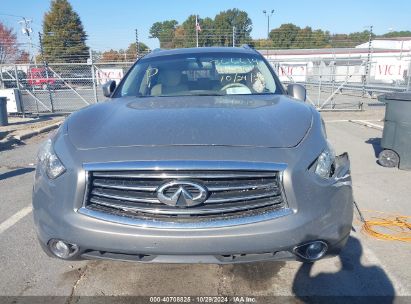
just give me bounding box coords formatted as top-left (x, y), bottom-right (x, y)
top-left (0, 13), bottom-right (25, 18)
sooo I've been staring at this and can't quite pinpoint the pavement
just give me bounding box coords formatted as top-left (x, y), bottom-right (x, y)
top-left (0, 115), bottom-right (65, 151)
top-left (0, 109), bottom-right (410, 303)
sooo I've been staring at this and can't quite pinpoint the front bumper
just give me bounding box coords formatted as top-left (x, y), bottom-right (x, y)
top-left (33, 156), bottom-right (353, 263)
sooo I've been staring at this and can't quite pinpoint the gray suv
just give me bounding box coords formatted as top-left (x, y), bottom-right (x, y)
top-left (32, 46), bottom-right (353, 263)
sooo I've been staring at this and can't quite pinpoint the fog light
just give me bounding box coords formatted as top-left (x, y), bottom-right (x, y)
top-left (48, 239), bottom-right (79, 259)
top-left (294, 241), bottom-right (328, 261)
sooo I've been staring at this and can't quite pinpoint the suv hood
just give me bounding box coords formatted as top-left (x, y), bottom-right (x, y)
top-left (67, 95), bottom-right (312, 150)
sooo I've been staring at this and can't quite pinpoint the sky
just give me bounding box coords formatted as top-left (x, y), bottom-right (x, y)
top-left (1, 0), bottom-right (411, 52)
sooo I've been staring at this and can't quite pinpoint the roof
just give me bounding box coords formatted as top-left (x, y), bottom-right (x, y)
top-left (356, 39), bottom-right (411, 51)
top-left (374, 37), bottom-right (411, 41)
top-left (258, 47), bottom-right (404, 56)
top-left (143, 46), bottom-right (257, 59)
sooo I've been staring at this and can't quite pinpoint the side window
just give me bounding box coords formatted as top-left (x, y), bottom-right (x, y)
top-left (120, 64), bottom-right (143, 96)
top-left (256, 61), bottom-right (276, 92)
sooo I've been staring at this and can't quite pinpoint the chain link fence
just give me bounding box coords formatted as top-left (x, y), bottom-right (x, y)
top-left (267, 51), bottom-right (411, 110)
top-left (1, 50), bottom-right (410, 114)
top-left (0, 61), bottom-right (133, 114)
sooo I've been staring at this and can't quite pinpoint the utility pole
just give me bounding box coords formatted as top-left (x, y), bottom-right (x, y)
top-left (407, 53), bottom-right (411, 91)
top-left (263, 10), bottom-right (274, 39)
top-left (18, 17), bottom-right (36, 65)
top-left (195, 15), bottom-right (199, 48)
top-left (135, 29), bottom-right (140, 59)
top-left (38, 32), bottom-right (54, 113)
top-left (232, 26), bottom-right (236, 47)
top-left (363, 25), bottom-right (373, 97)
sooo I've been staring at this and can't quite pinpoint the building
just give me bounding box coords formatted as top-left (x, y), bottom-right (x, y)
top-left (258, 38), bottom-right (411, 85)
top-left (356, 37), bottom-right (411, 52)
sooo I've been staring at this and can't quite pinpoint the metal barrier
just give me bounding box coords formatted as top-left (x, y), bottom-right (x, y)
top-left (1, 51), bottom-right (410, 114)
top-left (0, 62), bottom-right (133, 114)
top-left (268, 52), bottom-right (411, 111)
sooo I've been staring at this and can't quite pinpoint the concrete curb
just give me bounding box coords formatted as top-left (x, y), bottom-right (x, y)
top-left (13, 121), bottom-right (63, 141)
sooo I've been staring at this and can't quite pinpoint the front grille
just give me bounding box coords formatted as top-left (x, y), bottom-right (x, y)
top-left (84, 169), bottom-right (286, 221)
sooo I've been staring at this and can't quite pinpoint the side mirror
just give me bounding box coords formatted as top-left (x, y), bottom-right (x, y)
top-left (102, 80), bottom-right (116, 98)
top-left (287, 83), bottom-right (306, 102)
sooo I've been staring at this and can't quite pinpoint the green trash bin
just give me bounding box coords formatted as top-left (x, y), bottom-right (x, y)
top-left (0, 97), bottom-right (8, 126)
top-left (378, 92), bottom-right (411, 170)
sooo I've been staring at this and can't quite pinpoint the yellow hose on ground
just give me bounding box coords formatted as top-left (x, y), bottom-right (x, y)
top-left (353, 205), bottom-right (411, 242)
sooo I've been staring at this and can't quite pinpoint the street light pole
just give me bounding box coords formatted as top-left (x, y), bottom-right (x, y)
top-left (263, 10), bottom-right (274, 39)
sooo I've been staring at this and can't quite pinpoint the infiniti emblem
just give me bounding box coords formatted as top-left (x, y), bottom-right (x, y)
top-left (157, 181), bottom-right (208, 208)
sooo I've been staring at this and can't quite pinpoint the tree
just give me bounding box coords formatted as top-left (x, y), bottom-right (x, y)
top-left (101, 49), bottom-right (122, 62)
top-left (172, 26), bottom-right (187, 48)
top-left (126, 42), bottom-right (150, 59)
top-left (147, 16), bottom-right (411, 51)
top-left (269, 23), bottom-right (301, 48)
top-left (198, 17), bottom-right (216, 46)
top-left (180, 15), bottom-right (197, 48)
top-left (42, 0), bottom-right (89, 63)
top-left (149, 20), bottom-right (178, 48)
top-left (16, 51), bottom-right (30, 63)
top-left (328, 33), bottom-right (349, 48)
top-left (252, 38), bottom-right (274, 49)
top-left (269, 24), bottom-right (330, 49)
top-left (214, 9), bottom-right (252, 46)
top-left (267, 23), bottom-right (410, 49)
top-left (100, 42), bottom-right (150, 62)
top-left (312, 29), bottom-right (331, 48)
top-left (172, 16), bottom-right (217, 48)
top-left (293, 26), bottom-right (313, 48)
top-left (348, 30), bottom-right (375, 46)
top-left (0, 22), bottom-right (23, 64)
top-left (382, 31), bottom-right (411, 38)
top-left (149, 10), bottom-right (252, 48)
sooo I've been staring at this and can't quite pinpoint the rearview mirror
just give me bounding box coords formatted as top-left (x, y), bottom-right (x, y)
top-left (287, 83), bottom-right (306, 102)
top-left (102, 80), bottom-right (116, 98)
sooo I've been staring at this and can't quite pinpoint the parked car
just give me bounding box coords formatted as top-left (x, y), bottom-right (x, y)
top-left (33, 46), bottom-right (353, 263)
top-left (60, 69), bottom-right (92, 86)
top-left (27, 67), bottom-right (63, 90)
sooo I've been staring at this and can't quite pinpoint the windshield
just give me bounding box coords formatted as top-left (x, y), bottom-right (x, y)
top-left (116, 52), bottom-right (283, 97)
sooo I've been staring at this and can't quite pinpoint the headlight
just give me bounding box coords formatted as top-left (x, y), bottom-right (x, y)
top-left (37, 139), bottom-right (66, 179)
top-left (315, 143), bottom-right (336, 179)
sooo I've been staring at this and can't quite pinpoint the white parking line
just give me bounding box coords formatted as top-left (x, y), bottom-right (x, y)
top-left (324, 119), bottom-right (383, 123)
top-left (349, 120), bottom-right (384, 130)
top-left (0, 206), bottom-right (32, 234)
